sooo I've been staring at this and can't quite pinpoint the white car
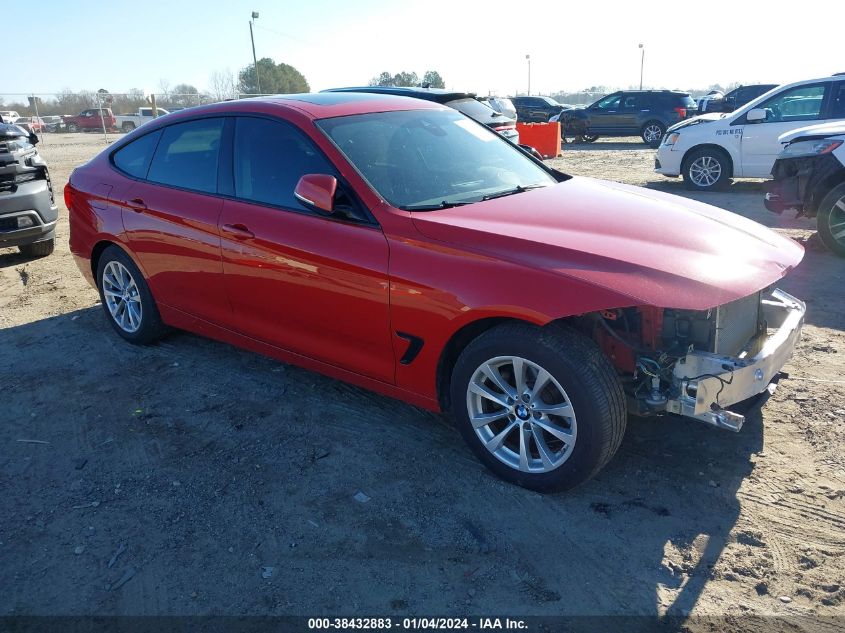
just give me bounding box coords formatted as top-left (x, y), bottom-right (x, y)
top-left (0, 110), bottom-right (21, 124)
top-left (655, 74), bottom-right (845, 190)
top-left (764, 121), bottom-right (845, 257)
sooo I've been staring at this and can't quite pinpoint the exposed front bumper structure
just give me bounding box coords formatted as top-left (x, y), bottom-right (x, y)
top-left (665, 288), bottom-right (805, 432)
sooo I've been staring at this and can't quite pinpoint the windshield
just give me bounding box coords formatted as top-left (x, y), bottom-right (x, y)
top-left (317, 109), bottom-right (556, 210)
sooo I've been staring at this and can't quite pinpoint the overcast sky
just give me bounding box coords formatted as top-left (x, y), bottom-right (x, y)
top-left (4, 0), bottom-right (842, 100)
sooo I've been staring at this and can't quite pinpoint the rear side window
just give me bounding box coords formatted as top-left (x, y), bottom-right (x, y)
top-left (147, 118), bottom-right (224, 194)
top-left (620, 94), bottom-right (639, 109)
top-left (112, 130), bottom-right (161, 178)
top-left (233, 117), bottom-right (337, 211)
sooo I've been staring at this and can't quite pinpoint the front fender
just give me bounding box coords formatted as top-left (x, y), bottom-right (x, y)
top-left (388, 232), bottom-right (636, 400)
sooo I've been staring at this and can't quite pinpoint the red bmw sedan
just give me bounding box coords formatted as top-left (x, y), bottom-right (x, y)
top-left (66, 93), bottom-right (805, 491)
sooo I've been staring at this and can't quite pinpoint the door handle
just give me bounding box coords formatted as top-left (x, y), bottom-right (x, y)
top-left (221, 223), bottom-right (255, 239)
top-left (128, 197), bottom-right (146, 212)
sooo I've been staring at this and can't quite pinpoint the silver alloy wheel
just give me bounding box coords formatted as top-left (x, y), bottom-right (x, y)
top-left (689, 155), bottom-right (722, 187)
top-left (828, 196), bottom-right (845, 245)
top-left (102, 261), bottom-right (143, 333)
top-left (466, 356), bottom-right (577, 473)
top-left (643, 124), bottom-right (663, 143)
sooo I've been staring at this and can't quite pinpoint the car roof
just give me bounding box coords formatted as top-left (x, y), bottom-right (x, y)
top-left (322, 86), bottom-right (477, 104)
top-left (120, 93), bottom-right (446, 125)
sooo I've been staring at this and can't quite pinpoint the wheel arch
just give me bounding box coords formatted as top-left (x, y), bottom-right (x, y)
top-left (807, 166), bottom-right (845, 216)
top-left (435, 314), bottom-right (584, 412)
top-left (90, 239), bottom-right (148, 282)
top-left (681, 143), bottom-right (736, 178)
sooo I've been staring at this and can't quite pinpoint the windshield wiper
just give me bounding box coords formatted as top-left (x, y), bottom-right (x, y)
top-left (400, 200), bottom-right (473, 211)
top-left (481, 183), bottom-right (548, 201)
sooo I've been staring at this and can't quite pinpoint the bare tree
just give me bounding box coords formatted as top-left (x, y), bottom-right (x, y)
top-left (158, 78), bottom-right (172, 101)
top-left (209, 69), bottom-right (236, 102)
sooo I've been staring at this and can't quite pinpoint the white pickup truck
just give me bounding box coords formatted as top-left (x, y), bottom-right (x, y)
top-left (115, 107), bottom-right (169, 133)
top-left (655, 74), bottom-right (845, 190)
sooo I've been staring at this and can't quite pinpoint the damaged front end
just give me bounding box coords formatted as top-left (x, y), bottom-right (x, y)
top-left (764, 141), bottom-right (845, 217)
top-left (596, 289), bottom-right (805, 432)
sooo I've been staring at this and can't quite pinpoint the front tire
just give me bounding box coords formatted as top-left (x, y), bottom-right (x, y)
top-left (96, 245), bottom-right (165, 344)
top-left (816, 182), bottom-right (845, 258)
top-left (450, 323), bottom-right (626, 492)
top-left (641, 121), bottom-right (665, 148)
top-left (18, 238), bottom-right (55, 258)
top-left (66, 122), bottom-right (79, 132)
top-left (682, 147), bottom-right (731, 191)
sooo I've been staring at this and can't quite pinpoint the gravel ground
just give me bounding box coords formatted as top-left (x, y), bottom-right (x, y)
top-left (1, 133), bottom-right (844, 628)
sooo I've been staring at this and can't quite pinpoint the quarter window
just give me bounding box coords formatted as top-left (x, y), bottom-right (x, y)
top-left (112, 130), bottom-right (161, 179)
top-left (233, 117), bottom-right (337, 211)
top-left (595, 94), bottom-right (621, 110)
top-left (147, 118), bottom-right (224, 194)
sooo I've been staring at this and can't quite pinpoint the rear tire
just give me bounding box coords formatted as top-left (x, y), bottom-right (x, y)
top-left (682, 147), bottom-right (731, 191)
top-left (121, 122), bottom-right (136, 133)
top-left (18, 238), bottom-right (55, 258)
top-left (96, 245), bottom-right (166, 345)
top-left (449, 322), bottom-right (626, 492)
top-left (641, 121), bottom-right (666, 148)
top-left (816, 182), bottom-right (845, 258)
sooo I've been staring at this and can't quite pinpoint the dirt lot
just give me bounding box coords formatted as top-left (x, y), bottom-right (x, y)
top-left (2, 134), bottom-right (844, 627)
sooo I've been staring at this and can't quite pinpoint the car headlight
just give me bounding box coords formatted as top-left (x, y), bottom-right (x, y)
top-left (662, 132), bottom-right (680, 147)
top-left (780, 138), bottom-right (843, 158)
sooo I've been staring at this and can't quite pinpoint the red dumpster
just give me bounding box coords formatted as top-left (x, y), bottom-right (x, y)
top-left (516, 122), bottom-right (561, 158)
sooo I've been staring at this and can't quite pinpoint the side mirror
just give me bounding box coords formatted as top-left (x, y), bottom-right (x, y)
top-left (746, 108), bottom-right (768, 123)
top-left (28, 132), bottom-right (39, 145)
top-left (294, 174), bottom-right (337, 215)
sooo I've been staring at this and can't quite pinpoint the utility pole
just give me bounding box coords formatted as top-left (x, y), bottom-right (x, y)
top-left (526, 54), bottom-right (531, 96)
top-left (639, 44), bottom-right (645, 90)
top-left (249, 11), bottom-right (261, 94)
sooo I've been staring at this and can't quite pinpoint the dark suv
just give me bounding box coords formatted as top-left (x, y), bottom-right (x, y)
top-left (510, 96), bottom-right (569, 123)
top-left (698, 84), bottom-right (778, 114)
top-left (560, 90), bottom-right (696, 147)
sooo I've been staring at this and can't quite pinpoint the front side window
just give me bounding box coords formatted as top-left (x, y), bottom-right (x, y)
top-left (147, 118), bottom-right (224, 194)
top-left (595, 94), bottom-right (621, 110)
top-left (317, 108), bottom-right (557, 210)
top-left (112, 130), bottom-right (162, 178)
top-left (829, 82), bottom-right (845, 119)
top-left (757, 84), bottom-right (827, 123)
top-left (233, 117), bottom-right (337, 211)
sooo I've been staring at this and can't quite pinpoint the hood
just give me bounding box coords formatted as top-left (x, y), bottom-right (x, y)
top-left (411, 177), bottom-right (804, 311)
top-left (779, 120), bottom-right (845, 144)
top-left (0, 123), bottom-right (28, 139)
top-left (667, 112), bottom-right (724, 133)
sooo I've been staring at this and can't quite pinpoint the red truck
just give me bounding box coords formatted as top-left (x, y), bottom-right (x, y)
top-left (63, 108), bottom-right (116, 132)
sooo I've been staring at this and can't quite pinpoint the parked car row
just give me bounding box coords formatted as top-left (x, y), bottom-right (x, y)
top-left (3, 108), bottom-right (174, 134)
top-left (655, 73), bottom-right (845, 190)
